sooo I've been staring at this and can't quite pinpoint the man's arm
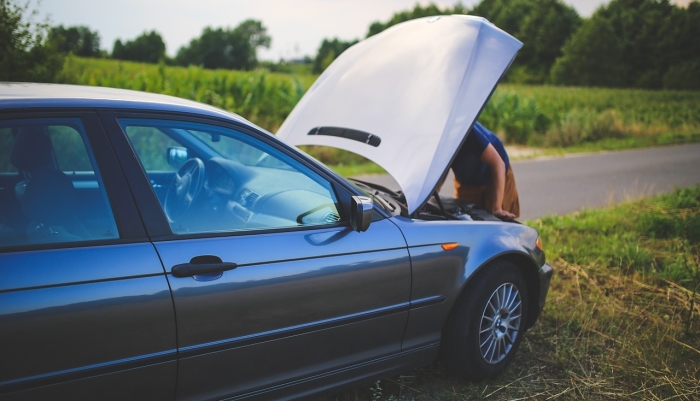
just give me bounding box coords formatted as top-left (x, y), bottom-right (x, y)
top-left (480, 144), bottom-right (515, 220)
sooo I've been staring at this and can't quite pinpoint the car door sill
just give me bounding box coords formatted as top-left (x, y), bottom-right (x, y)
top-left (223, 342), bottom-right (440, 401)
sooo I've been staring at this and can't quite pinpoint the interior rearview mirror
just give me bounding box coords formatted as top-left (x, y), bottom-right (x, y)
top-left (350, 196), bottom-right (373, 232)
top-left (167, 147), bottom-right (189, 168)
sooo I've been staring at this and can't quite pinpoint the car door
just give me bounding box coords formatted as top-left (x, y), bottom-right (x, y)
top-left (101, 113), bottom-right (412, 400)
top-left (0, 112), bottom-right (177, 400)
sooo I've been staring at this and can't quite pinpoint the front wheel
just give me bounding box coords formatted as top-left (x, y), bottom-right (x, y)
top-left (442, 260), bottom-right (529, 380)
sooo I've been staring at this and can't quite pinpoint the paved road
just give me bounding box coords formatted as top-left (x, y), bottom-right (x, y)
top-left (355, 143), bottom-right (700, 220)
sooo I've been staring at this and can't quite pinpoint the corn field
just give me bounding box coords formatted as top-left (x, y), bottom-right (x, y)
top-left (60, 57), bottom-right (700, 153)
top-left (59, 57), bottom-right (315, 132)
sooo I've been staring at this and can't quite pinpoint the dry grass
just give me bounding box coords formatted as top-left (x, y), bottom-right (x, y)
top-left (320, 259), bottom-right (700, 400)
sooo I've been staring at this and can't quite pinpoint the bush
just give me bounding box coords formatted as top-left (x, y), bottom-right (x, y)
top-left (543, 108), bottom-right (627, 146)
top-left (663, 60), bottom-right (700, 91)
top-left (0, 0), bottom-right (64, 82)
top-left (637, 212), bottom-right (683, 239)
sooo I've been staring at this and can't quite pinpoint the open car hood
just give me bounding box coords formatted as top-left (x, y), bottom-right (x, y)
top-left (276, 15), bottom-right (522, 214)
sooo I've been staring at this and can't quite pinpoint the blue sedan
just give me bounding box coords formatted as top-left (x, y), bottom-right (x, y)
top-left (0, 15), bottom-right (552, 401)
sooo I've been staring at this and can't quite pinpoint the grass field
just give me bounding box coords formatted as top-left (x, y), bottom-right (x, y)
top-left (58, 57), bottom-right (700, 172)
top-left (319, 186), bottom-right (700, 400)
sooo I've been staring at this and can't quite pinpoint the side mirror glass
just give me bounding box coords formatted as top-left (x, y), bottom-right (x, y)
top-left (350, 196), bottom-right (373, 232)
top-left (167, 147), bottom-right (189, 168)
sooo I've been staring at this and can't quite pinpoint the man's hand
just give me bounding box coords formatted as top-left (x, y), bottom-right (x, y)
top-left (492, 208), bottom-right (516, 220)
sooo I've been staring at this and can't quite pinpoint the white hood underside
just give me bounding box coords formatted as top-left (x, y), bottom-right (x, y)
top-left (276, 15), bottom-right (522, 214)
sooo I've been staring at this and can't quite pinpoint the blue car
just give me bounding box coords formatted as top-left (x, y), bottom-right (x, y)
top-left (0, 16), bottom-right (552, 401)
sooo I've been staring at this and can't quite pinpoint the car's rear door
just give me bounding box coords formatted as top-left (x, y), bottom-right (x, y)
top-left (101, 113), bottom-right (412, 400)
top-left (0, 111), bottom-right (177, 400)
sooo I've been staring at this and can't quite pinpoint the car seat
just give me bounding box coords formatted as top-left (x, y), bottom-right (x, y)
top-left (10, 126), bottom-right (91, 243)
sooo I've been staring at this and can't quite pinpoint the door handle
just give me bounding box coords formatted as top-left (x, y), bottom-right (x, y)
top-left (171, 255), bottom-right (238, 278)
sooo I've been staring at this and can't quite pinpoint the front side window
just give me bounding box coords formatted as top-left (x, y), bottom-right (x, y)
top-left (119, 119), bottom-right (342, 235)
top-left (0, 118), bottom-right (119, 248)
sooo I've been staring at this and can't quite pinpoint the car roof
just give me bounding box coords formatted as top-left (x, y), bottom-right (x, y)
top-left (0, 82), bottom-right (250, 124)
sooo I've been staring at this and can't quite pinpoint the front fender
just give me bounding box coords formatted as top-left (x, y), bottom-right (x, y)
top-left (388, 216), bottom-right (543, 349)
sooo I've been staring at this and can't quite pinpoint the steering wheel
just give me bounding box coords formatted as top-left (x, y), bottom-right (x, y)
top-left (164, 158), bottom-right (205, 223)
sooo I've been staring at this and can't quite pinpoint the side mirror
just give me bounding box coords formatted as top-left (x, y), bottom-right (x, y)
top-left (167, 147), bottom-right (189, 168)
top-left (350, 196), bottom-right (373, 232)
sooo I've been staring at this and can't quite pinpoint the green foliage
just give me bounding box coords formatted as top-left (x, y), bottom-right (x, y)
top-left (0, 128), bottom-right (15, 172)
top-left (112, 30), bottom-right (165, 64)
top-left (550, 16), bottom-right (625, 87)
top-left (48, 125), bottom-right (92, 171)
top-left (259, 58), bottom-right (312, 75)
top-left (591, 0), bottom-right (700, 89)
top-left (485, 84), bottom-right (700, 147)
top-left (479, 92), bottom-right (550, 144)
top-left (536, 186), bottom-right (700, 285)
top-left (59, 57), bottom-right (312, 132)
top-left (58, 57), bottom-right (700, 158)
top-left (365, 3), bottom-right (456, 38)
top-left (637, 212), bottom-right (683, 239)
top-left (49, 25), bottom-right (101, 57)
top-left (663, 59), bottom-right (700, 91)
top-left (473, 0), bottom-right (581, 83)
top-left (175, 20), bottom-right (270, 70)
top-left (334, 0), bottom-right (700, 89)
top-left (360, 0), bottom-right (580, 84)
top-left (0, 0), bottom-right (63, 82)
top-left (312, 38), bottom-right (357, 74)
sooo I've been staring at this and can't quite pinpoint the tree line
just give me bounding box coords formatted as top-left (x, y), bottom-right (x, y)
top-left (2, 0), bottom-right (698, 90)
top-left (318, 0), bottom-right (699, 90)
top-left (0, 0), bottom-right (271, 82)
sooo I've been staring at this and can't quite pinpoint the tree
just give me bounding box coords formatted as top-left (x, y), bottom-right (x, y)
top-left (359, 0), bottom-right (581, 83)
top-left (515, 0), bottom-right (580, 82)
top-left (311, 3), bottom-right (466, 73)
top-left (312, 38), bottom-right (357, 74)
top-left (49, 25), bottom-right (101, 57)
top-left (660, 1), bottom-right (700, 90)
top-left (0, 0), bottom-right (63, 82)
top-left (175, 19), bottom-right (270, 70)
top-left (470, 0), bottom-right (581, 83)
top-left (595, 0), bottom-right (677, 88)
top-left (366, 3), bottom-right (451, 38)
top-left (550, 16), bottom-right (625, 87)
top-left (112, 31), bottom-right (166, 63)
top-left (471, 0), bottom-right (536, 36)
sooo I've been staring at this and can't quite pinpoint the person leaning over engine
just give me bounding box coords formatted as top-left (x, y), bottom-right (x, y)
top-left (450, 122), bottom-right (520, 220)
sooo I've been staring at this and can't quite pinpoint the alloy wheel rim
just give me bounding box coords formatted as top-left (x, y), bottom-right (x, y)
top-left (478, 282), bottom-right (522, 364)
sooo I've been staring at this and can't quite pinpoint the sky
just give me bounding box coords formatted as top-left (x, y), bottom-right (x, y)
top-left (39, 0), bottom-right (622, 61)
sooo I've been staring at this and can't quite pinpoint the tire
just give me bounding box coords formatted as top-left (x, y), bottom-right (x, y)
top-left (441, 260), bottom-right (529, 380)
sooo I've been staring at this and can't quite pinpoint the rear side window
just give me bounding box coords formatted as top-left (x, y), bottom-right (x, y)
top-left (0, 118), bottom-right (119, 248)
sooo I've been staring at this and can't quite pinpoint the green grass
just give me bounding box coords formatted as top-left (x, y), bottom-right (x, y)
top-left (320, 187), bottom-right (700, 400)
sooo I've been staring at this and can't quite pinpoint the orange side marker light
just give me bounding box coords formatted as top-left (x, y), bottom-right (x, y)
top-left (536, 237), bottom-right (544, 251)
top-left (441, 243), bottom-right (459, 251)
